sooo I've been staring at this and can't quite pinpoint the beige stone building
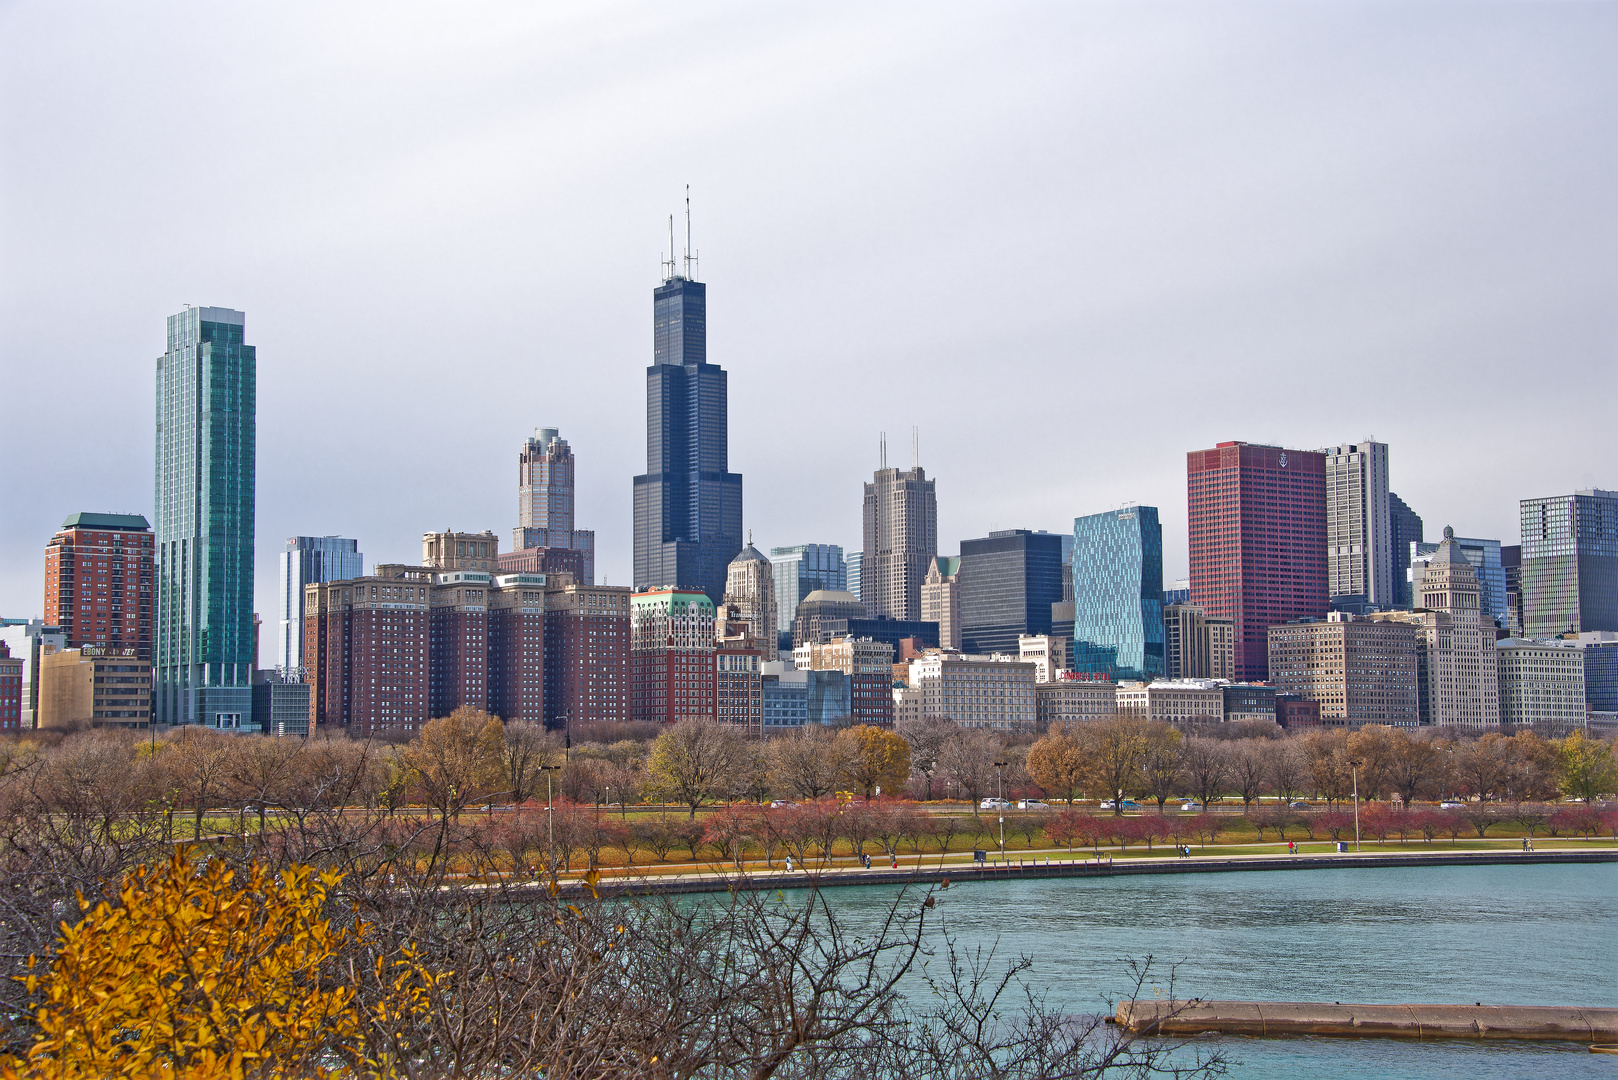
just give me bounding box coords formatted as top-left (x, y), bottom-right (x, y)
top-left (1495, 638), bottom-right (1585, 734)
top-left (718, 541), bottom-right (778, 662)
top-left (1163, 604), bottom-right (1234, 680)
top-left (423, 530), bottom-right (500, 571)
top-left (1018, 634), bottom-right (1068, 683)
top-left (1268, 614), bottom-right (1420, 727)
top-left (1114, 679), bottom-right (1224, 725)
top-left (921, 556), bottom-right (962, 650)
top-left (907, 652), bottom-right (1038, 732)
top-left (1035, 678), bottom-right (1116, 728)
top-left (38, 646), bottom-right (151, 730)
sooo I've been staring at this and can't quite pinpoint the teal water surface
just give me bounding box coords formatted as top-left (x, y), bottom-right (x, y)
top-left (815, 862), bottom-right (1618, 1079)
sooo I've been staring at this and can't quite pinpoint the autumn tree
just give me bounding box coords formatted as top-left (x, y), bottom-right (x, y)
top-left (1556, 731), bottom-right (1618, 803)
top-left (1298, 728), bottom-right (1350, 807)
top-left (1139, 725), bottom-right (1185, 810)
top-left (1344, 724), bottom-right (1403, 801)
top-left (404, 707), bottom-right (506, 819)
top-left (644, 718), bottom-right (747, 817)
top-left (1179, 736), bottom-right (1230, 808)
top-left (1076, 713), bottom-right (1165, 815)
top-left (937, 727), bottom-right (1001, 806)
top-left (162, 727), bottom-right (237, 840)
top-left (842, 725), bottom-right (912, 798)
top-left (500, 720), bottom-right (559, 805)
top-left (1025, 723), bottom-right (1086, 804)
top-left (896, 715), bottom-right (957, 799)
top-left (1453, 732), bottom-right (1515, 802)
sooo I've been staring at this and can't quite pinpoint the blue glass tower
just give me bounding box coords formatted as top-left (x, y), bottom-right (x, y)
top-left (1071, 506), bottom-right (1164, 681)
top-left (154, 306), bottom-right (256, 727)
top-left (632, 264), bottom-right (743, 606)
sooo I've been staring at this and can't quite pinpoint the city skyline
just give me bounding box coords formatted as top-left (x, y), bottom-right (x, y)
top-left (2, 4), bottom-right (1615, 665)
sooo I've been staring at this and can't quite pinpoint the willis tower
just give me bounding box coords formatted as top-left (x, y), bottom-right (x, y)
top-left (632, 203), bottom-right (742, 605)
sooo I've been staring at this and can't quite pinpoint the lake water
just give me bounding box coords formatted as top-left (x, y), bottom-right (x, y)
top-left (816, 861), bottom-right (1618, 1079)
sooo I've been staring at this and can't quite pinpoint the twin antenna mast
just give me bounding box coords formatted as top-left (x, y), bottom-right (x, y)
top-left (877, 427), bottom-right (921, 471)
top-left (662, 185), bottom-right (700, 281)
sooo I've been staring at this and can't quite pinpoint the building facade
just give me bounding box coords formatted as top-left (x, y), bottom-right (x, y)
top-left (861, 465), bottom-right (936, 621)
top-left (154, 306), bottom-right (256, 727)
top-left (1388, 492), bottom-right (1424, 607)
top-left (1070, 508), bottom-right (1163, 681)
top-left (1409, 536), bottom-right (1506, 628)
top-left (1520, 488), bottom-right (1618, 637)
top-left (1034, 677), bottom-right (1116, 729)
top-left (846, 552), bottom-right (863, 605)
top-left (304, 572), bottom-right (433, 737)
top-left (1502, 545), bottom-right (1524, 637)
top-left (1571, 632), bottom-right (1618, 715)
top-left (44, 513), bottom-right (154, 662)
top-left (718, 542), bottom-right (777, 661)
top-left (761, 661), bottom-right (851, 729)
top-left (1162, 604), bottom-right (1233, 680)
top-left (542, 578), bottom-right (630, 729)
top-left (485, 573), bottom-right (547, 726)
top-left (794, 636), bottom-right (895, 726)
top-left (38, 646), bottom-right (151, 730)
top-left (632, 269), bottom-right (744, 606)
top-left (1322, 441), bottom-right (1392, 606)
top-left (423, 530), bottom-right (499, 572)
top-left (1114, 679), bottom-right (1225, 725)
top-left (958, 529), bottom-right (1065, 656)
top-left (0, 643), bottom-right (20, 731)
top-left (921, 556), bottom-right (962, 651)
top-left (907, 653), bottom-right (1037, 732)
top-left (1267, 615), bottom-right (1421, 727)
top-left (277, 536), bottom-right (362, 670)
top-left (1495, 638), bottom-right (1585, 734)
top-left (0, 620), bottom-right (65, 730)
top-left (512, 427), bottom-right (596, 585)
top-left (253, 669), bottom-right (311, 737)
top-left (630, 588), bottom-right (716, 723)
top-left (715, 647), bottom-right (762, 732)
top-left (1406, 528), bottom-right (1501, 729)
top-left (768, 544), bottom-right (845, 634)
top-left (1187, 441), bottom-right (1327, 681)
top-left (1017, 634), bottom-right (1068, 683)
top-left (791, 589), bottom-right (866, 648)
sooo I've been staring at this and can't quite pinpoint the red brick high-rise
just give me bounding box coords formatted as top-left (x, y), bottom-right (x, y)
top-left (1187, 442), bottom-right (1327, 681)
top-left (543, 577), bottom-right (630, 730)
top-left (43, 514), bottom-right (154, 661)
top-left (486, 574), bottom-right (546, 725)
top-left (305, 573), bottom-right (432, 737)
top-left (429, 573), bottom-right (489, 717)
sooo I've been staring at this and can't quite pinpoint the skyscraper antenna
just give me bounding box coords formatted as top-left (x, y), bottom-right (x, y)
top-left (912, 426), bottom-right (919, 469)
top-left (668, 214), bottom-right (676, 280)
top-left (880, 431), bottom-right (887, 471)
top-left (684, 184), bottom-right (692, 280)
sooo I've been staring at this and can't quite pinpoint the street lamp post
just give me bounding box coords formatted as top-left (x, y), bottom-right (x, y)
top-left (1348, 758), bottom-right (1363, 852)
top-left (540, 763), bottom-right (564, 871)
top-left (993, 760), bottom-right (1009, 858)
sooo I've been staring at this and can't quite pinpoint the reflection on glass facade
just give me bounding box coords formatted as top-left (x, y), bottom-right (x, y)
top-left (278, 536), bottom-right (363, 670)
top-left (154, 307), bottom-right (256, 726)
top-left (1410, 536), bottom-right (1505, 628)
top-left (1388, 492), bottom-right (1424, 607)
top-left (768, 544), bottom-right (846, 632)
top-left (632, 274), bottom-right (743, 605)
top-left (1071, 506), bottom-right (1164, 681)
top-left (846, 552), bottom-right (863, 604)
top-left (957, 530), bottom-right (1064, 655)
top-left (1520, 490), bottom-right (1618, 637)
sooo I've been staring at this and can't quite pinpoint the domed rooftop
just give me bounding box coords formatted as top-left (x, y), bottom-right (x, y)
top-left (729, 544), bottom-right (768, 566)
top-left (1430, 525), bottom-right (1470, 565)
top-left (801, 589), bottom-right (862, 605)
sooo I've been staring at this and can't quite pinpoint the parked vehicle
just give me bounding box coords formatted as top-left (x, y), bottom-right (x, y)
top-left (980, 798), bottom-right (1011, 810)
top-left (1440, 800), bottom-right (1466, 809)
top-left (1180, 801), bottom-right (1203, 812)
top-left (1017, 800), bottom-right (1050, 810)
top-left (1100, 799), bottom-right (1141, 811)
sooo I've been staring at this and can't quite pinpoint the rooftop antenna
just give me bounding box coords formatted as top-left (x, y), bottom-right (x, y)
top-left (880, 431), bottom-right (887, 471)
top-left (912, 426), bottom-right (919, 469)
top-left (684, 184), bottom-right (693, 280)
top-left (666, 214), bottom-right (676, 280)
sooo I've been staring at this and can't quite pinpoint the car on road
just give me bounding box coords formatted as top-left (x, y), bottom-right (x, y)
top-left (1099, 799), bottom-right (1141, 811)
top-left (980, 798), bottom-right (1012, 810)
top-left (1017, 800), bottom-right (1051, 810)
top-left (1289, 801), bottom-right (1312, 810)
top-left (1440, 800), bottom-right (1466, 809)
top-left (1180, 801), bottom-right (1203, 812)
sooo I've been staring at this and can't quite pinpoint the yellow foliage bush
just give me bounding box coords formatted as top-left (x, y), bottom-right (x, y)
top-left (3, 852), bottom-right (429, 1080)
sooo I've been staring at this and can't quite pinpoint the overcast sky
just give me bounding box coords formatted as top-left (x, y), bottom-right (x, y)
top-left (2, 1), bottom-right (1614, 662)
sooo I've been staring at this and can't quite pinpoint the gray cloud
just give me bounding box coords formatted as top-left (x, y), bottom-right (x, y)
top-left (1, 1), bottom-right (1614, 660)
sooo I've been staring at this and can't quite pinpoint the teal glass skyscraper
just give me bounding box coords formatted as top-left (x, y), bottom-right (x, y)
top-left (154, 306), bottom-right (256, 727)
top-left (1071, 506), bottom-right (1164, 681)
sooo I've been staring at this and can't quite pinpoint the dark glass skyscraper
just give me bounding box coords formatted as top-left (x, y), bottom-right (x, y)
top-left (1520, 489), bottom-right (1618, 637)
top-left (154, 306), bottom-right (256, 727)
top-left (1388, 492), bottom-right (1424, 607)
top-left (957, 530), bottom-right (1064, 655)
top-left (632, 269), bottom-right (742, 606)
top-left (1070, 507), bottom-right (1164, 681)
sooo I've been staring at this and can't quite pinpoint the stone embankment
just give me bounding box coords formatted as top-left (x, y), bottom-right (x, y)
top-left (1115, 1000), bottom-right (1618, 1042)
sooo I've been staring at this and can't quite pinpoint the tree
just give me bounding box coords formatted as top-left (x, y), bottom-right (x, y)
top-left (1025, 723), bottom-right (1086, 804)
top-left (896, 715), bottom-right (957, 799)
top-left (229, 735), bottom-right (303, 839)
top-left (1556, 731), bottom-right (1618, 803)
top-left (404, 707), bottom-right (506, 819)
top-left (1507, 730), bottom-right (1560, 802)
top-left (937, 728), bottom-right (1000, 806)
top-left (842, 725), bottom-right (912, 799)
top-left (1139, 725), bottom-right (1184, 810)
top-left (1344, 724), bottom-right (1402, 801)
top-left (1179, 736), bottom-right (1230, 809)
top-left (1385, 732), bottom-right (1448, 809)
top-left (1261, 739), bottom-right (1307, 808)
top-left (1076, 714), bottom-right (1156, 815)
top-left (769, 725), bottom-right (855, 802)
top-left (500, 720), bottom-right (558, 805)
top-left (1454, 732), bottom-right (1514, 802)
top-left (4, 852), bottom-right (415, 1079)
top-left (163, 727), bottom-right (237, 840)
top-left (644, 718), bottom-right (747, 817)
top-left (1225, 740), bottom-right (1268, 811)
top-left (1298, 729), bottom-right (1350, 807)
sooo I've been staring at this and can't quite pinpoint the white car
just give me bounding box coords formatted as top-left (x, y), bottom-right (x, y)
top-left (980, 798), bottom-right (1011, 810)
top-left (1180, 801), bottom-right (1203, 812)
top-left (1440, 801), bottom-right (1466, 810)
top-left (1017, 800), bottom-right (1050, 810)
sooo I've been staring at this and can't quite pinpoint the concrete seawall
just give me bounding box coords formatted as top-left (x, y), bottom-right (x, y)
top-left (564, 848), bottom-right (1618, 899)
top-left (1116, 1000), bottom-right (1618, 1042)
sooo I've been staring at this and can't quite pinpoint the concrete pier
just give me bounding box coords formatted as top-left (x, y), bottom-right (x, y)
top-left (1116, 1000), bottom-right (1618, 1042)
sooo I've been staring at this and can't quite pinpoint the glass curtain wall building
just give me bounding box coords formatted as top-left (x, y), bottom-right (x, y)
top-left (154, 306), bottom-right (256, 727)
top-left (957, 529), bottom-right (1064, 655)
top-left (277, 536), bottom-right (363, 670)
top-left (1520, 489), bottom-right (1618, 637)
top-left (1070, 507), bottom-right (1164, 681)
top-left (768, 544), bottom-right (846, 633)
top-left (1388, 493), bottom-right (1424, 607)
top-left (631, 268), bottom-right (743, 606)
